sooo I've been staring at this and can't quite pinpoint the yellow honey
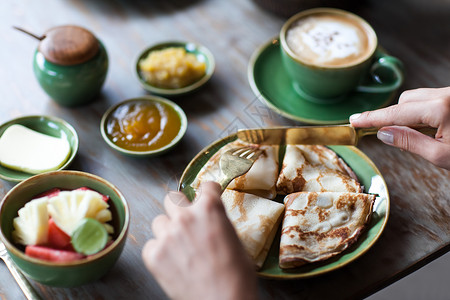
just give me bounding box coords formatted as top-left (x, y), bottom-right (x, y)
top-left (106, 100), bottom-right (181, 152)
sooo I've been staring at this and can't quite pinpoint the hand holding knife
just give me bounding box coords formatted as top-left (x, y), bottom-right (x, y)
top-left (237, 124), bottom-right (437, 145)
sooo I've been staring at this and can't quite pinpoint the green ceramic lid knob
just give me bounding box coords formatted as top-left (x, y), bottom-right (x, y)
top-left (71, 218), bottom-right (108, 256)
top-left (38, 25), bottom-right (99, 66)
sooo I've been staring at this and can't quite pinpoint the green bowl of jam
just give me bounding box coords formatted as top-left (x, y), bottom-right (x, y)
top-left (100, 96), bottom-right (188, 157)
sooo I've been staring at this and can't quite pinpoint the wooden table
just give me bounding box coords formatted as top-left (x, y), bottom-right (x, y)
top-left (1, 0), bottom-right (449, 299)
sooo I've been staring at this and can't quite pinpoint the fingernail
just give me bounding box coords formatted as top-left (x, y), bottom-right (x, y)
top-left (377, 129), bottom-right (394, 145)
top-left (168, 191), bottom-right (189, 206)
top-left (349, 113), bottom-right (361, 122)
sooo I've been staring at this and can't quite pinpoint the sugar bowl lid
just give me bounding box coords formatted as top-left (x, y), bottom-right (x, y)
top-left (38, 25), bottom-right (99, 66)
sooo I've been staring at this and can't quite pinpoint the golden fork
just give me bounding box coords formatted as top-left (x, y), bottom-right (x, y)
top-left (218, 146), bottom-right (262, 192)
top-left (0, 241), bottom-right (42, 299)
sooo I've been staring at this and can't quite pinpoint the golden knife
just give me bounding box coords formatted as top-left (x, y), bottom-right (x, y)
top-left (236, 124), bottom-right (437, 145)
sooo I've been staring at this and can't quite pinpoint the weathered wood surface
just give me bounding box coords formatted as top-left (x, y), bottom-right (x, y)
top-left (0, 0), bottom-right (449, 299)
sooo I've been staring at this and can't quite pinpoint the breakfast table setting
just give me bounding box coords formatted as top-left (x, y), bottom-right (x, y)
top-left (1, 0), bottom-right (450, 299)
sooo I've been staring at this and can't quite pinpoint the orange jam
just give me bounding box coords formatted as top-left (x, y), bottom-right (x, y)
top-left (106, 100), bottom-right (182, 151)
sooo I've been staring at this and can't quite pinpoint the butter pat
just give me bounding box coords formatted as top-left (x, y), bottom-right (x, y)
top-left (0, 124), bottom-right (71, 174)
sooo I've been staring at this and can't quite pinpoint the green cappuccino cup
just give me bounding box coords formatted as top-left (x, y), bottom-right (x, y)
top-left (280, 8), bottom-right (403, 103)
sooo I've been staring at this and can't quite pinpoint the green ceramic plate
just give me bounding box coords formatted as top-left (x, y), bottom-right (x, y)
top-left (179, 135), bottom-right (389, 279)
top-left (0, 116), bottom-right (79, 183)
top-left (248, 38), bottom-right (397, 125)
top-left (135, 41), bottom-right (215, 96)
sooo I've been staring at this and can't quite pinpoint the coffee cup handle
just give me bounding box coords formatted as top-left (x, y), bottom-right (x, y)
top-left (356, 55), bottom-right (404, 93)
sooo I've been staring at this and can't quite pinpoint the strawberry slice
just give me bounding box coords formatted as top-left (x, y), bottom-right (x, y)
top-left (34, 188), bottom-right (61, 199)
top-left (48, 218), bottom-right (73, 250)
top-left (75, 187), bottom-right (109, 202)
top-left (25, 245), bottom-right (85, 262)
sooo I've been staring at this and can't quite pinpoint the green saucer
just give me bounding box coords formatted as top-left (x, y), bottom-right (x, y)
top-left (248, 38), bottom-right (398, 125)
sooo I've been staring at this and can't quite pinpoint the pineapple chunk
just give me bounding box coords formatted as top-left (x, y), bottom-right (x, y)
top-left (47, 190), bottom-right (113, 236)
top-left (12, 197), bottom-right (49, 246)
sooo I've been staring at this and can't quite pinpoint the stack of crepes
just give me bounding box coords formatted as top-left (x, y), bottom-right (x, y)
top-left (192, 141), bottom-right (375, 270)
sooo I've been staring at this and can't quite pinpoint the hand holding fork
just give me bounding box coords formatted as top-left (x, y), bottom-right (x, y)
top-left (218, 146), bottom-right (262, 192)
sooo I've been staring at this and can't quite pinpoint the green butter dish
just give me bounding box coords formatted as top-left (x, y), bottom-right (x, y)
top-left (0, 115), bottom-right (79, 183)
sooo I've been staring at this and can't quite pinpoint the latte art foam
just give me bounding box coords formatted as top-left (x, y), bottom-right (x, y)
top-left (286, 15), bottom-right (372, 67)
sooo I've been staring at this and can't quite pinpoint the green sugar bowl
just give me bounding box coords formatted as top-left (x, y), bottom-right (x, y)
top-left (29, 25), bottom-right (108, 107)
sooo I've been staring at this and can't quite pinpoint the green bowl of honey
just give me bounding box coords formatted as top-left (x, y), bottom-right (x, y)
top-left (100, 96), bottom-right (188, 157)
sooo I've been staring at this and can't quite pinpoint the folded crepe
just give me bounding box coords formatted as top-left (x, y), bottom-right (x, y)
top-left (279, 192), bottom-right (375, 269)
top-left (276, 145), bottom-right (362, 195)
top-left (192, 141), bottom-right (279, 199)
top-left (221, 189), bottom-right (285, 269)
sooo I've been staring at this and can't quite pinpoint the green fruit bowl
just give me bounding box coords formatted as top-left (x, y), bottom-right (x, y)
top-left (0, 171), bottom-right (130, 287)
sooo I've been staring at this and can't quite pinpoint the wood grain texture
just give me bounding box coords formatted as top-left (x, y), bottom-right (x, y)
top-left (39, 25), bottom-right (99, 65)
top-left (0, 0), bottom-right (449, 299)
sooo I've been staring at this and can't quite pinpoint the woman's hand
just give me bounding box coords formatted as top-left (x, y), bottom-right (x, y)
top-left (350, 87), bottom-right (450, 170)
top-left (142, 182), bottom-right (257, 300)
